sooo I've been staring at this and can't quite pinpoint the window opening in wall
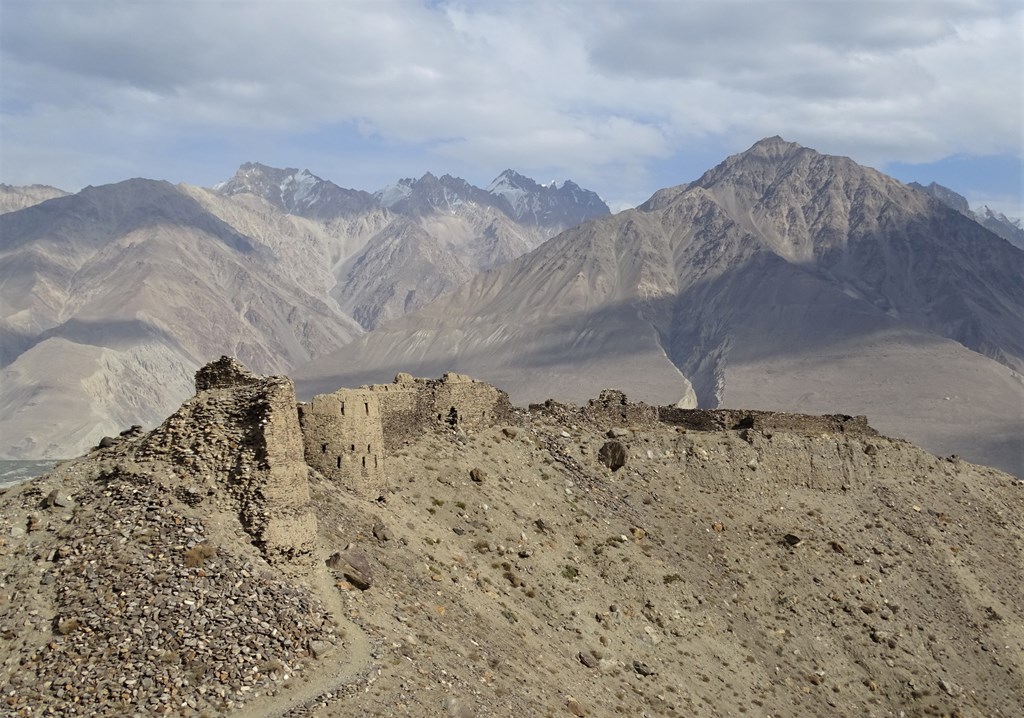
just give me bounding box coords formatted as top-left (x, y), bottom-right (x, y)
top-left (364, 402), bottom-right (370, 415)
top-left (362, 456), bottom-right (366, 468)
top-left (374, 455), bottom-right (378, 467)
top-left (336, 456), bottom-right (342, 468)
top-left (351, 444), bottom-right (355, 452)
top-left (340, 402), bottom-right (345, 416)
top-left (321, 443), bottom-right (328, 454)
top-left (447, 407), bottom-right (459, 427)
top-left (367, 444), bottom-right (371, 453)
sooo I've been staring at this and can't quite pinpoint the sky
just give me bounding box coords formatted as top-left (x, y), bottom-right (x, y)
top-left (1, 0), bottom-right (1021, 216)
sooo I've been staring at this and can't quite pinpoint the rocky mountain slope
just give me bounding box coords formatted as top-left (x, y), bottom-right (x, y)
top-left (219, 163), bottom-right (610, 329)
top-left (0, 180), bottom-right (363, 460)
top-left (910, 181), bottom-right (1024, 251)
top-left (1, 360), bottom-right (1021, 717)
top-left (0, 184), bottom-right (69, 214)
top-left (1, 167), bottom-right (607, 460)
top-left (214, 162), bottom-right (377, 220)
top-left (297, 137), bottom-right (1024, 478)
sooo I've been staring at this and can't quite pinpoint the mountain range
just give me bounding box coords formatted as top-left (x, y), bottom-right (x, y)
top-left (0, 167), bottom-right (608, 459)
top-left (2, 140), bottom-right (1021, 477)
top-left (909, 181), bottom-right (1024, 250)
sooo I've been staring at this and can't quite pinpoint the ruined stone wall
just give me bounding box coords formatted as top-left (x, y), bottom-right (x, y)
top-left (298, 388), bottom-right (386, 498)
top-left (658, 407), bottom-right (876, 436)
top-left (136, 358), bottom-right (317, 563)
top-left (582, 389), bottom-right (659, 427)
top-left (372, 375), bottom-right (435, 452)
top-left (298, 371), bottom-right (512, 496)
top-left (430, 372), bottom-right (513, 432)
top-left (255, 377), bottom-right (320, 562)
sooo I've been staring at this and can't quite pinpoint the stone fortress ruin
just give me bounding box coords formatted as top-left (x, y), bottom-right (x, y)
top-left (134, 358), bottom-right (512, 563)
top-left (137, 357), bottom-right (873, 564)
top-left (298, 371), bottom-right (513, 497)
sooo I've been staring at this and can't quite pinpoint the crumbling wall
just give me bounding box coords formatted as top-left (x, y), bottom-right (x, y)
top-left (658, 407), bottom-right (876, 436)
top-left (373, 374), bottom-right (435, 452)
top-left (298, 371), bottom-right (512, 495)
top-left (298, 388), bottom-right (386, 498)
top-left (137, 357), bottom-right (317, 563)
top-left (582, 389), bottom-right (659, 427)
top-left (431, 372), bottom-right (514, 432)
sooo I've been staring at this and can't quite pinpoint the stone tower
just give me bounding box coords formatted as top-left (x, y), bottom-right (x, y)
top-left (299, 388), bottom-right (387, 498)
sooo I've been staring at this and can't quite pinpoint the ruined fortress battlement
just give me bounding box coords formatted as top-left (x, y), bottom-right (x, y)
top-left (298, 371), bottom-right (513, 497)
top-left (147, 359), bottom-right (877, 563)
top-left (137, 357), bottom-right (318, 563)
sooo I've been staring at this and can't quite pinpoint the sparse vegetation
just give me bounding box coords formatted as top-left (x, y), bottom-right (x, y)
top-left (183, 542), bottom-right (216, 568)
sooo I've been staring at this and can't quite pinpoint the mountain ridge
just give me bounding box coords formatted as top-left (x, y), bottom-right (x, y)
top-left (0, 167), bottom-right (611, 460)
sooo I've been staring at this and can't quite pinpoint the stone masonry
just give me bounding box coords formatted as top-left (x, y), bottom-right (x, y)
top-left (298, 388), bottom-right (387, 498)
top-left (298, 371), bottom-right (512, 497)
top-left (137, 357), bottom-right (318, 563)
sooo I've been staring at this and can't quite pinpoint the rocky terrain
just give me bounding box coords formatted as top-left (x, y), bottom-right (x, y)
top-left (1, 359), bottom-right (1022, 717)
top-left (299, 137), bottom-right (1024, 478)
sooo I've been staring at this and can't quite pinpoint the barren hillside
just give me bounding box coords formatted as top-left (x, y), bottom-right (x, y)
top-left (1, 360), bottom-right (1021, 717)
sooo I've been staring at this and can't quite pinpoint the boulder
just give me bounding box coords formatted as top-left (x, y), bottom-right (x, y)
top-left (598, 441), bottom-right (627, 471)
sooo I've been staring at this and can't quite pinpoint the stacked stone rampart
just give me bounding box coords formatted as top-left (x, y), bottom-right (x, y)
top-left (137, 357), bottom-right (317, 563)
top-left (658, 407), bottom-right (876, 436)
top-left (298, 371), bottom-right (513, 495)
top-left (582, 389), bottom-right (659, 427)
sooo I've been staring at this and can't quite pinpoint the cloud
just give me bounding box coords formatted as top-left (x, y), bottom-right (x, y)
top-left (0, 0), bottom-right (1020, 207)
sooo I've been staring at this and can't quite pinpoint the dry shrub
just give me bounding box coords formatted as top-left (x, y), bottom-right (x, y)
top-left (184, 542), bottom-right (217, 568)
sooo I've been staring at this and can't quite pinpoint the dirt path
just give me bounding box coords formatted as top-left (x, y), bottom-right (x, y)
top-left (240, 563), bottom-right (372, 718)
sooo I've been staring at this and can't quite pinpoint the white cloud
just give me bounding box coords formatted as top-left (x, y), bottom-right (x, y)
top-left (0, 0), bottom-right (1019, 204)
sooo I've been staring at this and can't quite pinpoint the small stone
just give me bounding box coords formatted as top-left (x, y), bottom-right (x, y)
top-left (577, 651), bottom-right (597, 669)
top-left (711, 522), bottom-right (725, 533)
top-left (566, 697), bottom-right (588, 716)
top-left (372, 521), bottom-right (392, 542)
top-left (502, 427), bottom-right (518, 439)
top-left (606, 427), bottom-right (630, 438)
top-left (632, 660), bottom-right (656, 676)
top-left (309, 641), bottom-right (333, 659)
top-left (782, 534), bottom-right (802, 547)
top-left (469, 468), bottom-right (486, 483)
